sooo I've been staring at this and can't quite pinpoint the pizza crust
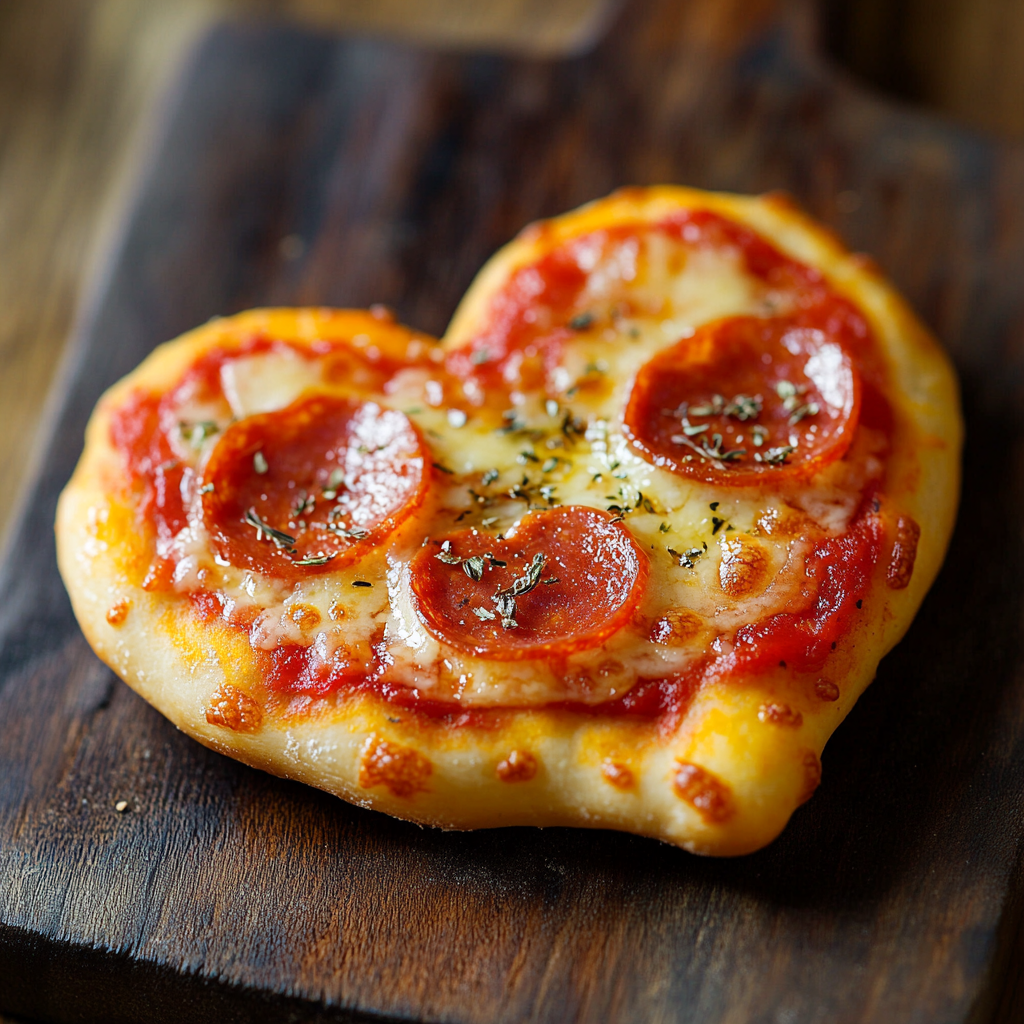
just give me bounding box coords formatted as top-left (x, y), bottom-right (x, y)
top-left (56, 190), bottom-right (961, 855)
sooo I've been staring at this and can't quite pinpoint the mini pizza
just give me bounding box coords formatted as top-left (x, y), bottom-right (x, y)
top-left (56, 187), bottom-right (961, 855)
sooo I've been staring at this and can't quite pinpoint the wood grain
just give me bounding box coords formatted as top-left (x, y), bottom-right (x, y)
top-left (3, 0), bottom-right (1024, 1021)
top-left (826, 0), bottom-right (1024, 139)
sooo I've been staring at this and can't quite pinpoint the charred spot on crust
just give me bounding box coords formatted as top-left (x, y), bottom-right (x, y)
top-left (815, 679), bottom-right (840, 702)
top-left (758, 702), bottom-right (803, 727)
top-left (359, 735), bottom-right (432, 798)
top-left (886, 514), bottom-right (920, 589)
top-left (673, 762), bottom-right (735, 823)
top-left (799, 750), bottom-right (822, 804)
top-left (497, 749), bottom-right (538, 782)
top-left (106, 599), bottom-right (131, 626)
top-left (205, 684), bottom-right (264, 732)
top-left (601, 760), bottom-right (635, 790)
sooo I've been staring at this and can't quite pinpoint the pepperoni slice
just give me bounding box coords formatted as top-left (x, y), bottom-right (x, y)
top-left (409, 506), bottom-right (648, 660)
top-left (623, 315), bottom-right (860, 486)
top-left (202, 394), bottom-right (427, 576)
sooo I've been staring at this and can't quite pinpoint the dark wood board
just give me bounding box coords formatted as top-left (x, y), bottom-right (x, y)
top-left (4, 0), bottom-right (1024, 1020)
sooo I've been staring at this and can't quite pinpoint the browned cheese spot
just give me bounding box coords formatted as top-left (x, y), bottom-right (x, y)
top-left (758, 702), bottom-right (803, 728)
top-left (574, 371), bottom-right (614, 400)
top-left (799, 750), bottom-right (822, 805)
top-left (755, 507), bottom-right (781, 535)
top-left (815, 679), bottom-right (840, 702)
top-left (564, 669), bottom-right (593, 691)
top-left (887, 514), bottom-right (920, 589)
top-left (601, 760), bottom-right (635, 790)
top-left (497, 749), bottom-right (538, 783)
top-left (673, 762), bottom-right (735, 824)
top-left (323, 351), bottom-right (366, 385)
top-left (719, 534), bottom-right (770, 598)
top-left (288, 603), bottom-right (322, 629)
top-left (756, 506), bottom-right (816, 539)
top-left (106, 599), bottom-right (131, 626)
top-left (359, 735), bottom-right (432, 798)
top-left (205, 684), bottom-right (264, 732)
top-left (649, 609), bottom-right (703, 645)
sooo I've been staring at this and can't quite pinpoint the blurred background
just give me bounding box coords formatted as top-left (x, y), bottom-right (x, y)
top-left (1, 0), bottom-right (1023, 548)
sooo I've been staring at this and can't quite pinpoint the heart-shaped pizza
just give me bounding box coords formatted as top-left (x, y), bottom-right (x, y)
top-left (56, 187), bottom-right (961, 855)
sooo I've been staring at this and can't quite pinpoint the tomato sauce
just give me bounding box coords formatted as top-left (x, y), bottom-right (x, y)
top-left (728, 506), bottom-right (883, 675)
top-left (110, 390), bottom-right (188, 588)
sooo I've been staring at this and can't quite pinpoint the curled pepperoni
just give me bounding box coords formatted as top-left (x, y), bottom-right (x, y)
top-left (409, 506), bottom-right (648, 660)
top-left (623, 316), bottom-right (860, 486)
top-left (202, 394), bottom-right (427, 576)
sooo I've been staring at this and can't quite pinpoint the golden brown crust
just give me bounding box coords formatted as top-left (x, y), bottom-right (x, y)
top-left (56, 189), bottom-right (962, 856)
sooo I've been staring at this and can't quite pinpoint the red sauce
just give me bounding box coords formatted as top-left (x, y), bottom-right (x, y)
top-left (726, 505), bottom-right (883, 676)
top-left (110, 389), bottom-right (188, 584)
top-left (189, 589), bottom-right (224, 622)
top-left (556, 671), bottom-right (704, 721)
top-left (264, 643), bottom-right (368, 697)
top-left (445, 244), bottom-right (588, 389)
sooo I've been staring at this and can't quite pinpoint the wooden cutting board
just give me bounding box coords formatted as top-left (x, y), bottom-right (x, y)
top-left (4, 0), bottom-right (1024, 1020)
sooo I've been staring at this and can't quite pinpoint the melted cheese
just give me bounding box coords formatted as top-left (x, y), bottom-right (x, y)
top-left (142, 230), bottom-right (874, 709)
